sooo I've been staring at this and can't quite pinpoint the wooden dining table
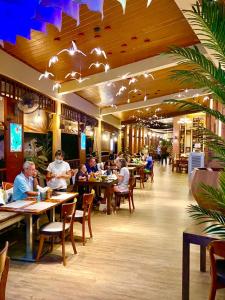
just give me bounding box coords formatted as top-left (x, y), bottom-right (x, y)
top-left (0, 192), bottom-right (77, 262)
top-left (74, 179), bottom-right (117, 215)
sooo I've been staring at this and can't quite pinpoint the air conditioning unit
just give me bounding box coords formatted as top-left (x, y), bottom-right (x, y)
top-left (188, 152), bottom-right (205, 177)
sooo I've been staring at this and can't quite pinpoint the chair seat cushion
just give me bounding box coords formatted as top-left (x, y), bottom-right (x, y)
top-left (216, 259), bottom-right (225, 284)
top-left (75, 210), bottom-right (88, 218)
top-left (40, 222), bottom-right (70, 233)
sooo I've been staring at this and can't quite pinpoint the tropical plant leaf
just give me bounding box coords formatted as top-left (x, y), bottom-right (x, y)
top-left (164, 99), bottom-right (225, 123)
top-left (184, 0), bottom-right (225, 66)
top-left (187, 204), bottom-right (225, 238)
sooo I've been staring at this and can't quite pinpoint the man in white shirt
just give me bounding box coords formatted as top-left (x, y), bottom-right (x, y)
top-left (46, 150), bottom-right (71, 192)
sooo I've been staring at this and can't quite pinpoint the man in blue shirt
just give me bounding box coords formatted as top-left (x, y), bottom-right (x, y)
top-left (13, 161), bottom-right (39, 201)
top-left (85, 158), bottom-right (98, 174)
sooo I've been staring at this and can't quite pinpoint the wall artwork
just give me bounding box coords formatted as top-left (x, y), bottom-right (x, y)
top-left (10, 123), bottom-right (22, 152)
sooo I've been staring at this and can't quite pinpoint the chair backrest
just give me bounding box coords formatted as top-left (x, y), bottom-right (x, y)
top-left (61, 202), bottom-right (76, 230)
top-left (83, 193), bottom-right (94, 217)
top-left (208, 241), bottom-right (225, 284)
top-left (2, 182), bottom-right (13, 191)
top-left (129, 177), bottom-right (136, 191)
top-left (0, 242), bottom-right (8, 279)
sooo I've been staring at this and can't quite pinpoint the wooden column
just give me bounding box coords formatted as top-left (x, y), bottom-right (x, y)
top-left (94, 119), bottom-right (102, 162)
top-left (129, 125), bottom-right (133, 154)
top-left (133, 127), bottom-right (137, 154)
top-left (52, 101), bottom-right (61, 160)
top-left (138, 127), bottom-right (141, 152)
top-left (117, 129), bottom-right (122, 153)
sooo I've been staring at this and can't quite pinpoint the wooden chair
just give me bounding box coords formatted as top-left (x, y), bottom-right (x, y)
top-left (134, 167), bottom-right (145, 188)
top-left (73, 193), bottom-right (94, 246)
top-left (0, 241), bottom-right (9, 300)
top-left (171, 158), bottom-right (180, 172)
top-left (114, 177), bottom-right (136, 213)
top-left (208, 240), bottom-right (225, 300)
top-left (36, 202), bottom-right (76, 266)
top-left (2, 182), bottom-right (13, 190)
top-left (179, 158), bottom-right (188, 173)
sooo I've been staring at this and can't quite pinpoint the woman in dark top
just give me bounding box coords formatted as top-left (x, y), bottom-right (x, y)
top-left (75, 164), bottom-right (88, 209)
top-left (104, 160), bottom-right (112, 175)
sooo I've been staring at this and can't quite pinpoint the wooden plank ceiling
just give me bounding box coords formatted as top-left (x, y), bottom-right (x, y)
top-left (3, 0), bottom-right (199, 121)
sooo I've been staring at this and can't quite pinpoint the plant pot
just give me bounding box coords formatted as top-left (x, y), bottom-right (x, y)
top-left (191, 168), bottom-right (223, 211)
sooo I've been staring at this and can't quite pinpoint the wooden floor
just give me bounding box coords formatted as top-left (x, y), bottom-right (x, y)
top-left (6, 165), bottom-right (225, 300)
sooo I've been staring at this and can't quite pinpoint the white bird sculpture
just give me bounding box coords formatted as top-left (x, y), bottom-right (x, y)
top-left (128, 89), bottom-right (142, 94)
top-left (143, 72), bottom-right (154, 79)
top-left (129, 77), bottom-right (138, 85)
top-left (39, 71), bottom-right (54, 80)
top-left (65, 71), bottom-right (81, 79)
top-left (48, 56), bottom-right (58, 67)
top-left (57, 41), bottom-right (86, 56)
top-left (75, 77), bottom-right (90, 83)
top-left (90, 47), bottom-right (107, 59)
top-left (52, 82), bottom-right (61, 91)
top-left (89, 62), bottom-right (110, 73)
top-left (147, 0), bottom-right (152, 7)
top-left (119, 72), bottom-right (130, 80)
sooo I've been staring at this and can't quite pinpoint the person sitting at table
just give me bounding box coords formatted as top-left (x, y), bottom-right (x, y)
top-left (13, 161), bottom-right (39, 201)
top-left (114, 158), bottom-right (130, 193)
top-left (75, 164), bottom-right (88, 209)
top-left (46, 150), bottom-right (71, 192)
top-left (85, 158), bottom-right (98, 174)
top-left (104, 160), bottom-right (112, 176)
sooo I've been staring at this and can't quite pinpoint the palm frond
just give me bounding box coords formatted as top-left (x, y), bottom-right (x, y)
top-left (164, 99), bottom-right (225, 123)
top-left (185, 0), bottom-right (225, 66)
top-left (187, 204), bottom-right (225, 238)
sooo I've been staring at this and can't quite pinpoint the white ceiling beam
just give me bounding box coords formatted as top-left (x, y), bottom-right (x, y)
top-left (101, 88), bottom-right (208, 116)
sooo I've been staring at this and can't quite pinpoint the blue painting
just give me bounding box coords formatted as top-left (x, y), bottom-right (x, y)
top-left (10, 123), bottom-right (22, 152)
top-left (81, 132), bottom-right (86, 150)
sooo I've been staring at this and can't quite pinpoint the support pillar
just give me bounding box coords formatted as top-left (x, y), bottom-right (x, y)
top-left (52, 102), bottom-right (61, 160)
top-left (94, 119), bottom-right (102, 162)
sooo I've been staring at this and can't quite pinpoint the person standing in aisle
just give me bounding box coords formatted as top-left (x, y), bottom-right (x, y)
top-left (46, 150), bottom-right (71, 192)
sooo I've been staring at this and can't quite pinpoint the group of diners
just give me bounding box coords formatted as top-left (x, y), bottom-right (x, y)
top-left (11, 150), bottom-right (131, 208)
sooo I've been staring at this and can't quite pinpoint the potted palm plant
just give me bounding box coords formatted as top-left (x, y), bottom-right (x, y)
top-left (166, 0), bottom-right (225, 237)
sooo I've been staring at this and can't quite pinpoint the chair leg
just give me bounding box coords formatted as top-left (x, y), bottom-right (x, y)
top-left (131, 193), bottom-right (135, 210)
top-left (36, 235), bottom-right (45, 261)
top-left (50, 236), bottom-right (54, 253)
top-left (61, 234), bottom-right (66, 266)
top-left (70, 225), bottom-right (77, 254)
top-left (88, 217), bottom-right (93, 238)
top-left (82, 220), bottom-right (86, 246)
top-left (208, 285), bottom-right (217, 300)
top-left (128, 195), bottom-right (131, 214)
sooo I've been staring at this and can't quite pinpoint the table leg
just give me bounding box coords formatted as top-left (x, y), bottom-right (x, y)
top-left (50, 207), bottom-right (55, 222)
top-left (25, 214), bottom-right (34, 260)
top-left (106, 187), bottom-right (111, 215)
top-left (200, 245), bottom-right (206, 272)
top-left (182, 233), bottom-right (190, 300)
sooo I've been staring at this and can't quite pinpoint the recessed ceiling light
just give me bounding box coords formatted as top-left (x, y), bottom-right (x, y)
top-left (94, 34), bottom-right (101, 38)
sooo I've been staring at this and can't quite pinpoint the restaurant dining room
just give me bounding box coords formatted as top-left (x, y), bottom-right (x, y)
top-left (0, 0), bottom-right (225, 299)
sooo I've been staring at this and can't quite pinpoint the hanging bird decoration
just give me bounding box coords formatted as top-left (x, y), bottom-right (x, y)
top-left (147, 0), bottom-right (152, 7)
top-left (57, 41), bottom-right (86, 56)
top-left (90, 47), bottom-right (107, 59)
top-left (48, 55), bottom-right (59, 67)
top-left (116, 85), bottom-right (127, 96)
top-left (89, 62), bottom-right (110, 72)
top-left (65, 71), bottom-right (81, 79)
top-left (128, 89), bottom-right (142, 94)
top-left (52, 82), bottom-right (61, 91)
top-left (75, 77), bottom-right (90, 83)
top-left (39, 71), bottom-right (54, 80)
top-left (129, 77), bottom-right (138, 85)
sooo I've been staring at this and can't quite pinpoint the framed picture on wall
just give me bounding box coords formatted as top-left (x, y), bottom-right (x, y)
top-left (10, 123), bottom-right (22, 152)
top-left (81, 132), bottom-right (86, 150)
